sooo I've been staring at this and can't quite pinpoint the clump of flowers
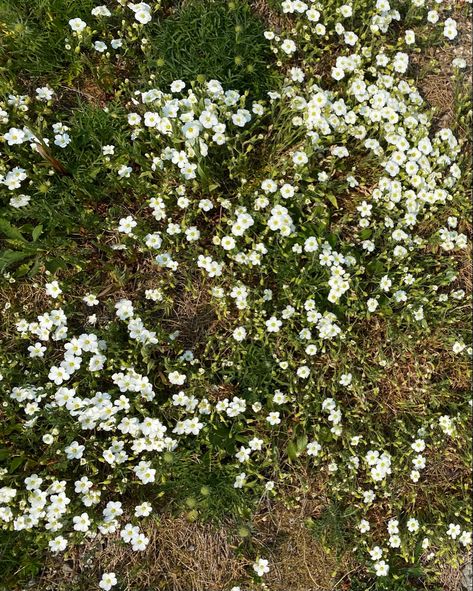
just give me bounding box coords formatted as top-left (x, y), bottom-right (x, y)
top-left (0, 0), bottom-right (471, 588)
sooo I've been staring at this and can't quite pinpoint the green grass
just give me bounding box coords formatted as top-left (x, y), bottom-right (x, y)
top-left (0, 0), bottom-right (97, 90)
top-left (144, 0), bottom-right (276, 97)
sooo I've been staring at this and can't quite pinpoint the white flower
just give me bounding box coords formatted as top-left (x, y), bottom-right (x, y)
top-left (48, 365), bottom-right (69, 385)
top-left (363, 490), bottom-right (375, 504)
top-left (69, 18), bottom-right (87, 32)
top-left (65, 441), bottom-right (85, 459)
top-left (265, 316), bottom-right (282, 333)
top-left (234, 472), bottom-right (247, 488)
top-left (405, 30), bottom-right (415, 44)
top-left (83, 293), bottom-right (99, 306)
top-left (28, 342), bottom-right (46, 358)
top-left (135, 9), bottom-right (152, 24)
top-left (366, 298), bottom-right (379, 312)
top-left (253, 558), bottom-right (270, 576)
top-left (443, 18), bottom-right (457, 40)
top-left (359, 519), bottom-right (370, 533)
top-left (280, 39), bottom-right (296, 55)
top-left (129, 3), bottom-right (152, 23)
top-left (339, 373), bottom-right (352, 386)
top-left (266, 411), bottom-right (281, 426)
top-left (296, 365), bottom-right (310, 379)
top-left (99, 573), bottom-right (117, 591)
top-left (410, 470), bottom-right (420, 482)
top-left (233, 326), bottom-right (247, 341)
top-left (221, 236), bottom-right (236, 250)
top-left (118, 165), bottom-right (132, 178)
top-left (293, 150), bottom-right (308, 165)
top-left (407, 518), bottom-right (419, 533)
top-left (168, 371), bottom-right (186, 385)
top-left (92, 5), bottom-right (112, 17)
top-left (393, 52), bottom-right (409, 74)
top-left (232, 109), bottom-right (251, 127)
top-left (452, 57), bottom-right (467, 69)
top-left (102, 145), bottom-right (115, 155)
top-left (369, 546), bottom-right (383, 561)
top-left (447, 523), bottom-right (461, 539)
top-left (307, 441), bottom-right (321, 456)
top-left (261, 179), bottom-right (278, 193)
top-left (134, 502), bottom-right (152, 517)
top-left (10, 194), bottom-right (31, 208)
top-left (379, 276), bottom-right (392, 292)
top-left (54, 133), bottom-right (71, 148)
top-left (36, 86), bottom-right (54, 101)
top-left (182, 121), bottom-right (202, 140)
top-left (73, 512), bottom-right (91, 532)
top-left (118, 216), bottom-right (137, 234)
top-left (49, 535), bottom-right (68, 552)
top-left (170, 80), bottom-right (186, 93)
top-left (3, 127), bottom-right (25, 145)
top-left (374, 560), bottom-right (389, 576)
top-left (94, 41), bottom-right (107, 53)
top-left (452, 341), bottom-right (466, 354)
top-left (235, 446), bottom-right (251, 462)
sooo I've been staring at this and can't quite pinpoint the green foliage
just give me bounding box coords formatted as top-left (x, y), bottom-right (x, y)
top-left (0, 0), bottom-right (96, 90)
top-left (0, 531), bottom-right (43, 591)
top-left (160, 450), bottom-right (255, 521)
top-left (306, 501), bottom-right (355, 557)
top-left (145, 0), bottom-right (275, 97)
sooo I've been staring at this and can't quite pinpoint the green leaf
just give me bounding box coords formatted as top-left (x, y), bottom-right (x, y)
top-left (0, 219), bottom-right (26, 242)
top-left (0, 250), bottom-right (31, 271)
top-left (296, 434), bottom-right (308, 453)
top-left (45, 258), bottom-right (67, 272)
top-left (15, 262), bottom-right (32, 277)
top-left (32, 224), bottom-right (43, 242)
top-left (287, 441), bottom-right (298, 461)
top-left (29, 259), bottom-right (42, 276)
top-left (10, 456), bottom-right (24, 472)
top-left (326, 193), bottom-right (338, 208)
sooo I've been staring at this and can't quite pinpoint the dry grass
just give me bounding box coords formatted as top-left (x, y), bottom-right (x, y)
top-left (35, 496), bottom-right (357, 591)
top-left (252, 474), bottom-right (356, 591)
top-left (439, 554), bottom-right (472, 591)
top-left (413, 1), bottom-right (472, 131)
top-left (341, 314), bottom-right (471, 423)
top-left (0, 279), bottom-right (53, 345)
top-left (32, 468), bottom-right (357, 591)
top-left (416, 52), bottom-right (457, 128)
top-left (378, 336), bottom-right (470, 409)
top-left (164, 276), bottom-right (217, 349)
top-left (38, 517), bottom-right (248, 591)
top-left (250, 0), bottom-right (293, 31)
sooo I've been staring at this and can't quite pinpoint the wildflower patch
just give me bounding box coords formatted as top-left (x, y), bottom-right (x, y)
top-left (0, 0), bottom-right (471, 589)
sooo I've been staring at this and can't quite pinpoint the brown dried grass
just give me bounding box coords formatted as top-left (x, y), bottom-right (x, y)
top-left (253, 477), bottom-right (356, 591)
top-left (38, 517), bottom-right (248, 591)
top-left (250, 0), bottom-right (293, 31)
top-left (413, 1), bottom-right (472, 131)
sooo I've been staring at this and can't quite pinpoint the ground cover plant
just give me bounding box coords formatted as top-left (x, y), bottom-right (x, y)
top-left (0, 0), bottom-right (471, 590)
